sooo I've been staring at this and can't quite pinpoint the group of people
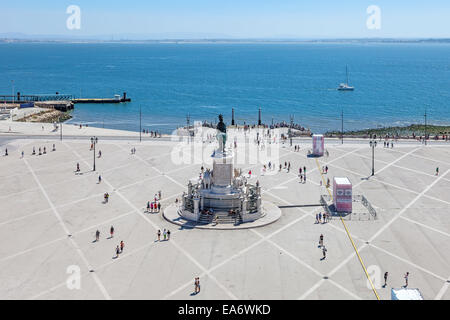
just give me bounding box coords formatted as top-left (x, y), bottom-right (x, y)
top-left (315, 212), bottom-right (330, 224)
top-left (115, 241), bottom-right (125, 258)
top-left (93, 226), bottom-right (125, 259)
top-left (31, 144), bottom-right (55, 156)
top-left (383, 141), bottom-right (394, 148)
top-left (299, 166), bottom-right (307, 183)
top-left (147, 201), bottom-right (161, 213)
top-left (157, 229), bottom-right (171, 241)
top-left (142, 129), bottom-right (162, 138)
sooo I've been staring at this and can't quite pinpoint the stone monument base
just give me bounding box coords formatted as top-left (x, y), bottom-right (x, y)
top-left (163, 201), bottom-right (282, 230)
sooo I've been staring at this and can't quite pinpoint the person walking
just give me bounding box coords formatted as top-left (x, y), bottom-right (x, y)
top-left (120, 241), bottom-right (124, 253)
top-left (404, 272), bottom-right (409, 287)
top-left (384, 272), bottom-right (388, 287)
top-left (115, 245), bottom-right (120, 258)
top-left (147, 201), bottom-right (151, 213)
top-left (157, 230), bottom-right (161, 241)
top-left (158, 202), bottom-right (161, 212)
top-left (436, 167), bottom-right (439, 176)
top-left (163, 229), bottom-right (167, 241)
top-left (95, 230), bottom-right (100, 242)
top-left (110, 226), bottom-right (114, 239)
top-left (319, 234), bottom-right (324, 248)
top-left (167, 230), bottom-right (171, 240)
top-left (98, 175), bottom-right (102, 184)
top-left (322, 246), bottom-right (327, 260)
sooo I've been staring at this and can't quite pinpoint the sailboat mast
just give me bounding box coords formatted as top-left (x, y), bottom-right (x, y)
top-left (346, 65), bottom-right (349, 85)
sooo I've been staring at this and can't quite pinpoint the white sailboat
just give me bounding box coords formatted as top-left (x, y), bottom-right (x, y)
top-left (338, 66), bottom-right (354, 91)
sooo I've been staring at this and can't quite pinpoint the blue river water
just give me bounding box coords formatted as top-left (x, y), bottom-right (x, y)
top-left (1, 42), bottom-right (450, 133)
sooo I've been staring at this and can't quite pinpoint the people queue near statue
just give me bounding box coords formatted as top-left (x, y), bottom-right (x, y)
top-left (146, 191), bottom-right (162, 213)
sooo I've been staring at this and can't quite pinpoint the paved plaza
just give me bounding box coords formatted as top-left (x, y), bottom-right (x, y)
top-left (0, 134), bottom-right (450, 300)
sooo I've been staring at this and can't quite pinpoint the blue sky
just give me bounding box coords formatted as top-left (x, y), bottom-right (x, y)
top-left (1, 0), bottom-right (450, 38)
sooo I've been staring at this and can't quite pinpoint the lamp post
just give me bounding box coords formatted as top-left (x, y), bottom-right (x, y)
top-left (369, 139), bottom-right (377, 176)
top-left (341, 108), bottom-right (344, 145)
top-left (11, 80), bottom-right (14, 104)
top-left (90, 137), bottom-right (98, 171)
top-left (424, 108), bottom-right (427, 146)
top-left (139, 105), bottom-right (142, 142)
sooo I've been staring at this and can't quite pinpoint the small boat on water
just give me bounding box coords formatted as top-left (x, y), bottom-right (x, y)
top-left (338, 66), bottom-right (354, 91)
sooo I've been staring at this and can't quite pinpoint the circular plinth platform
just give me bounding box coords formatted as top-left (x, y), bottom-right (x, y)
top-left (163, 201), bottom-right (282, 230)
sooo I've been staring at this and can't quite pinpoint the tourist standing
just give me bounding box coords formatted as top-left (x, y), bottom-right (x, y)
top-left (384, 272), bottom-right (388, 287)
top-left (322, 246), bottom-right (327, 260)
top-left (167, 230), bottom-right (171, 240)
top-left (404, 272), bottom-right (409, 287)
top-left (110, 226), bottom-right (115, 238)
top-left (120, 241), bottom-right (124, 253)
top-left (319, 234), bottom-right (324, 248)
top-left (115, 245), bottom-right (120, 258)
top-left (194, 277), bottom-right (200, 294)
top-left (157, 230), bottom-right (161, 241)
top-left (95, 230), bottom-right (100, 242)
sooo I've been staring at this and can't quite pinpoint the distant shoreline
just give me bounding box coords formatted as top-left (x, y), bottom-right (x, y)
top-left (2, 38), bottom-right (450, 45)
top-left (325, 124), bottom-right (450, 138)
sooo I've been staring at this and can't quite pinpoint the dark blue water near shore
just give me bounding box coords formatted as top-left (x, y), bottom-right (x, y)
top-left (1, 42), bottom-right (450, 133)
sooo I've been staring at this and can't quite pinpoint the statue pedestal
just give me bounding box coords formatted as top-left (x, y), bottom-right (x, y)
top-left (212, 149), bottom-right (234, 188)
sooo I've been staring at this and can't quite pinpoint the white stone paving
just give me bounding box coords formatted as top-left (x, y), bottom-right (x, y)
top-left (0, 133), bottom-right (449, 300)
